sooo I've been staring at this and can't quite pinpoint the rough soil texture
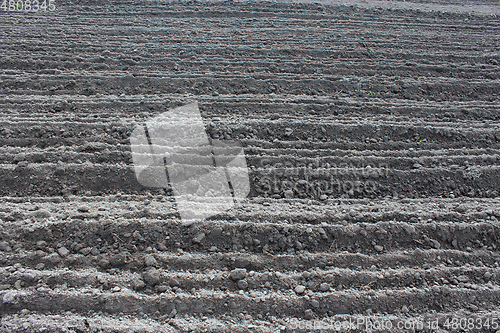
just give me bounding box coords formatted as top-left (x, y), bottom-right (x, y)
top-left (1, 0), bottom-right (500, 332)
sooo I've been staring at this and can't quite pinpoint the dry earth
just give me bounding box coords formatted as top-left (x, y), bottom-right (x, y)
top-left (1, 0), bottom-right (500, 332)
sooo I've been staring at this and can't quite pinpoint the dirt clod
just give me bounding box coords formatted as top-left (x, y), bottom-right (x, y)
top-left (229, 268), bottom-right (247, 281)
top-left (0, 241), bottom-right (12, 251)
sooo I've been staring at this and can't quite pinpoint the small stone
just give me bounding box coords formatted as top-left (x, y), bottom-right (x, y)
top-left (304, 309), bottom-right (314, 320)
top-left (157, 242), bottom-right (168, 251)
top-left (284, 128), bottom-right (293, 136)
top-left (110, 256), bottom-right (126, 267)
top-left (77, 206), bottom-right (90, 213)
top-left (432, 285), bottom-right (440, 293)
top-left (167, 278), bottom-right (180, 287)
top-left (413, 247), bottom-right (424, 256)
top-left (402, 224), bottom-right (415, 234)
top-left (57, 247), bottom-right (69, 257)
top-left (99, 259), bottom-right (110, 268)
top-left (413, 163), bottom-right (422, 169)
top-left (31, 210), bottom-right (51, 219)
top-left (14, 153), bottom-right (26, 163)
top-left (210, 228), bottom-right (223, 237)
top-left (156, 285), bottom-right (168, 293)
top-left (283, 190), bottom-right (294, 199)
top-left (457, 275), bottom-right (469, 282)
top-left (484, 271), bottom-right (492, 280)
top-left (319, 283), bottom-right (330, 292)
top-left (295, 285), bottom-right (306, 294)
top-left (132, 279), bottom-right (146, 290)
top-left (237, 280), bottom-right (248, 289)
top-left (401, 305), bottom-right (409, 313)
top-left (79, 247), bottom-right (91, 255)
top-left (144, 254), bottom-right (158, 267)
top-left (0, 241), bottom-right (12, 252)
top-left (35, 263), bottom-right (45, 270)
top-left (469, 304), bottom-right (479, 311)
top-left (14, 280), bottom-right (22, 290)
top-left (45, 253), bottom-right (61, 265)
top-left (193, 232), bottom-right (205, 243)
top-left (91, 247), bottom-right (100, 256)
top-left (2, 291), bottom-right (17, 304)
top-left (234, 258), bottom-right (251, 268)
top-left (111, 286), bottom-right (121, 292)
top-left (143, 268), bottom-right (161, 285)
top-left (442, 285), bottom-right (451, 295)
top-left (430, 239), bottom-right (440, 249)
top-left (374, 245), bottom-right (384, 252)
top-left (311, 299), bottom-right (320, 308)
top-left (319, 194), bottom-right (328, 201)
top-left (264, 281), bottom-right (271, 288)
top-left (229, 268), bottom-right (247, 281)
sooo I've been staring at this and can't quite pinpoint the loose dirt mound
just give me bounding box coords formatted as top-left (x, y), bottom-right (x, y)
top-left (1, 0), bottom-right (500, 332)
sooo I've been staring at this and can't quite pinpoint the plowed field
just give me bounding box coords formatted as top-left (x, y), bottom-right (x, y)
top-left (1, 0), bottom-right (500, 332)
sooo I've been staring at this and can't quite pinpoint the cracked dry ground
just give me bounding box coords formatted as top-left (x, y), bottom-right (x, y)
top-left (1, 0), bottom-right (500, 332)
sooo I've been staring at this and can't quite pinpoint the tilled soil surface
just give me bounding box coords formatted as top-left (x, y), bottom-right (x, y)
top-left (1, 0), bottom-right (500, 332)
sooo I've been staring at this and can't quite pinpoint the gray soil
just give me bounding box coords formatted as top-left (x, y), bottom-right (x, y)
top-left (1, 0), bottom-right (500, 332)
